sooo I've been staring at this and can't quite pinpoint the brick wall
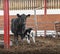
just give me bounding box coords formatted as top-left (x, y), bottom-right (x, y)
top-left (0, 14), bottom-right (60, 30)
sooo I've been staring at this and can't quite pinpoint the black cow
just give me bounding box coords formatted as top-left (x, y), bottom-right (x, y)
top-left (11, 14), bottom-right (30, 45)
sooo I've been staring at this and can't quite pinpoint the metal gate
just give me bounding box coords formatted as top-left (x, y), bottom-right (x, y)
top-left (0, 0), bottom-right (60, 48)
top-left (0, 0), bottom-right (60, 38)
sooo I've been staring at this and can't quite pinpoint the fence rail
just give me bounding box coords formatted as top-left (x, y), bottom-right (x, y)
top-left (47, 0), bottom-right (60, 9)
top-left (0, 0), bottom-right (60, 10)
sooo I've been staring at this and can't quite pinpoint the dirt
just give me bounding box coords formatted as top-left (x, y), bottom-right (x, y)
top-left (0, 36), bottom-right (60, 54)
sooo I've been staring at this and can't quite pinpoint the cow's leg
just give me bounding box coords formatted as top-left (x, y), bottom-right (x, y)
top-left (20, 24), bottom-right (25, 42)
top-left (14, 34), bottom-right (18, 45)
top-left (22, 24), bottom-right (25, 34)
top-left (20, 34), bottom-right (24, 43)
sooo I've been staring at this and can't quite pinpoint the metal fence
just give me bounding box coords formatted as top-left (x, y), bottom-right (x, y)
top-left (9, 0), bottom-right (44, 10)
top-left (0, 0), bottom-right (60, 10)
top-left (47, 0), bottom-right (60, 9)
top-left (0, 0), bottom-right (44, 10)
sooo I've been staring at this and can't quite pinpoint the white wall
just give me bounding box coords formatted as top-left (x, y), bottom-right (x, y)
top-left (0, 9), bottom-right (60, 16)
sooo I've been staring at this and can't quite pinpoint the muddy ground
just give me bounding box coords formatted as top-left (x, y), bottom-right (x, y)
top-left (0, 35), bottom-right (60, 54)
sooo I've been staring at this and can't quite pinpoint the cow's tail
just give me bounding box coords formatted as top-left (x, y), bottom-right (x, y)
top-left (11, 19), bottom-right (15, 33)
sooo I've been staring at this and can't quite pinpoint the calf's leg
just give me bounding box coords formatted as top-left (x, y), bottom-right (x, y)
top-left (26, 35), bottom-right (30, 44)
top-left (32, 36), bottom-right (35, 43)
top-left (31, 32), bottom-right (35, 43)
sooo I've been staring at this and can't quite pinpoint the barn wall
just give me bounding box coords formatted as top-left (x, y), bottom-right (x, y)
top-left (0, 14), bottom-right (60, 30)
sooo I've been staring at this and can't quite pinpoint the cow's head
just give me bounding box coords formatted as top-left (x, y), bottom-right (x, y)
top-left (17, 14), bottom-right (30, 25)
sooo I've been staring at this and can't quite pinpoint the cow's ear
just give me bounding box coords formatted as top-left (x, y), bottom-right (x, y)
top-left (17, 14), bottom-right (21, 17)
top-left (26, 14), bottom-right (30, 17)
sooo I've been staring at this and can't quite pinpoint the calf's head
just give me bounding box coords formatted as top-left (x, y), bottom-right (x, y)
top-left (17, 14), bottom-right (30, 25)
